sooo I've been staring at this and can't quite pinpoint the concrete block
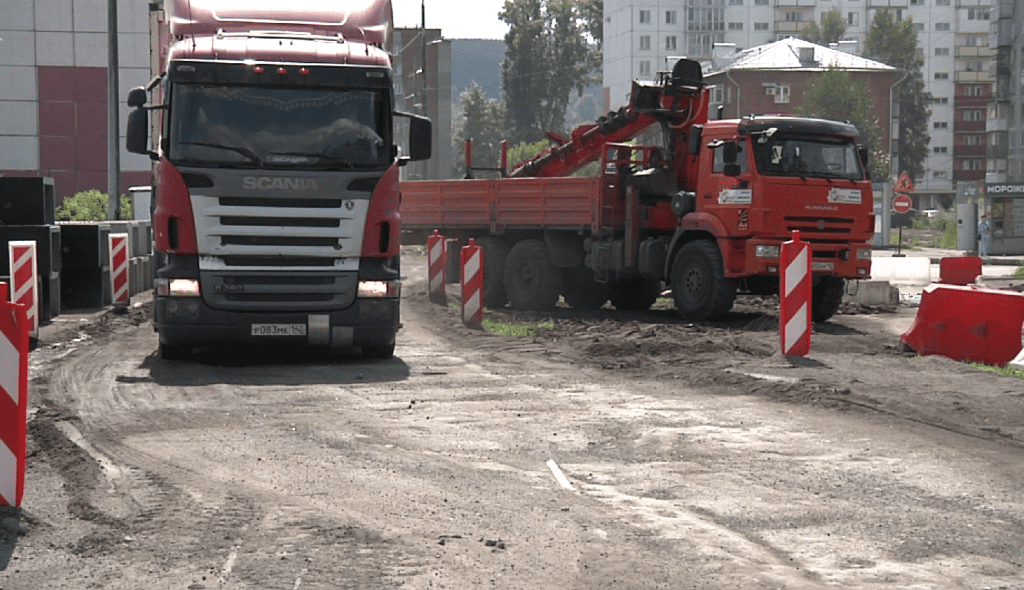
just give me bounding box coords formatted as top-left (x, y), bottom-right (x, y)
top-left (843, 280), bottom-right (898, 307)
top-left (1011, 348), bottom-right (1024, 373)
top-left (870, 256), bottom-right (932, 285)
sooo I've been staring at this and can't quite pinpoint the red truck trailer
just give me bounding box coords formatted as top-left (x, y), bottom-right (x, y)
top-left (401, 59), bottom-right (874, 322)
top-left (125, 0), bottom-right (431, 359)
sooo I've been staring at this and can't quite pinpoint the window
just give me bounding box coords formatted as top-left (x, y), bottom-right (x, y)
top-left (785, 11), bottom-right (803, 22)
top-left (962, 159), bottom-right (983, 171)
top-left (848, 12), bottom-right (858, 26)
top-left (964, 61), bottom-right (983, 72)
top-left (765, 84), bottom-right (791, 104)
top-left (936, 0), bottom-right (950, 5)
top-left (755, 0), bottom-right (769, 4)
top-left (932, 97), bottom-right (949, 104)
top-left (933, 146), bottom-right (948, 154)
top-left (934, 122), bottom-right (948, 129)
top-left (934, 73), bottom-right (949, 80)
top-left (639, 35), bottom-right (651, 51)
top-left (935, 48), bottom-right (949, 56)
top-left (728, 22), bottom-right (743, 30)
top-left (666, 36), bottom-right (677, 50)
top-left (967, 8), bottom-right (989, 20)
top-left (964, 86), bottom-right (985, 97)
top-left (666, 10), bottom-right (677, 25)
top-left (966, 36), bottom-right (979, 47)
top-left (639, 10), bottom-right (651, 24)
top-left (965, 135), bottom-right (983, 146)
top-left (964, 110), bottom-right (984, 122)
top-left (933, 170), bottom-right (948, 179)
top-left (639, 61), bottom-right (651, 76)
top-left (910, 0), bottom-right (922, 4)
top-left (729, 0), bottom-right (743, 5)
top-left (913, 23), bottom-right (924, 32)
top-left (755, 22), bottom-right (769, 30)
top-left (936, 23), bottom-right (950, 31)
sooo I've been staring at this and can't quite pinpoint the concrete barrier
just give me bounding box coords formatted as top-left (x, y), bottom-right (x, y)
top-left (843, 280), bottom-right (899, 307)
top-left (870, 257), bottom-right (932, 285)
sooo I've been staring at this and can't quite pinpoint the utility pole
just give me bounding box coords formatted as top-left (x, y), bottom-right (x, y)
top-left (107, 0), bottom-right (121, 220)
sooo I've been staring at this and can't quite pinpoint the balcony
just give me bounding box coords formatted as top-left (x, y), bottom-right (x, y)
top-left (986, 118), bottom-right (1008, 132)
top-left (868, 0), bottom-right (909, 7)
top-left (954, 169), bottom-right (987, 182)
top-left (956, 46), bottom-right (995, 58)
top-left (956, 70), bottom-right (994, 83)
top-left (774, 21), bottom-right (807, 34)
top-left (953, 145), bottom-right (987, 157)
top-left (956, 120), bottom-right (986, 132)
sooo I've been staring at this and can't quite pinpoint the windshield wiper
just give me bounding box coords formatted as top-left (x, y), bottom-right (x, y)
top-left (179, 141), bottom-right (261, 164)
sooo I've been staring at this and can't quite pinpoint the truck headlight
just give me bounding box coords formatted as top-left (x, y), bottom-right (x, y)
top-left (755, 245), bottom-right (780, 258)
top-left (358, 280), bottom-right (401, 298)
top-left (857, 248), bottom-right (873, 260)
top-left (156, 278), bottom-right (201, 297)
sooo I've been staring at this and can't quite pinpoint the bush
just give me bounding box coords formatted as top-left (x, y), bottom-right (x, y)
top-left (56, 190), bottom-right (132, 221)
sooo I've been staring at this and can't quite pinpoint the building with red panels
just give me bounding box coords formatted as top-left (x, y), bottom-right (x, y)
top-left (704, 38), bottom-right (898, 166)
top-left (0, 0), bottom-right (152, 204)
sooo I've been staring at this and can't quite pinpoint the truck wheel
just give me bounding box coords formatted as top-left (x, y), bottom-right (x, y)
top-left (670, 240), bottom-right (737, 320)
top-left (811, 277), bottom-right (846, 323)
top-left (609, 276), bottom-right (661, 311)
top-left (503, 239), bottom-right (562, 311)
top-left (562, 268), bottom-right (608, 310)
top-left (362, 342), bottom-right (395, 359)
top-left (476, 236), bottom-right (510, 308)
top-left (159, 342), bottom-right (192, 361)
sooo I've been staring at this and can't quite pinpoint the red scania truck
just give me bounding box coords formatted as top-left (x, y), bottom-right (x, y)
top-left (400, 60), bottom-right (874, 321)
top-left (126, 0), bottom-right (431, 359)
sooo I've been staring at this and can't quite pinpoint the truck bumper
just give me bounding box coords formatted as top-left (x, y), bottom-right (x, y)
top-left (732, 238), bottom-right (872, 279)
top-left (155, 297), bottom-right (400, 350)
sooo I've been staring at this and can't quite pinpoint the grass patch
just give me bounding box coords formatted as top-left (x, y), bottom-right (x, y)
top-left (1014, 266), bottom-right (1024, 278)
top-left (971, 363), bottom-right (1024, 379)
top-left (482, 317), bottom-right (554, 337)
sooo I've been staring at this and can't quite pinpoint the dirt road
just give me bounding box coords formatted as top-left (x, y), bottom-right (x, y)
top-left (1, 247), bottom-right (1022, 589)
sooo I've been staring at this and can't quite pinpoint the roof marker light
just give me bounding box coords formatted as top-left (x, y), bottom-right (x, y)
top-left (277, 67), bottom-right (288, 75)
top-left (300, 67), bottom-right (311, 76)
top-left (253, 65), bottom-right (265, 74)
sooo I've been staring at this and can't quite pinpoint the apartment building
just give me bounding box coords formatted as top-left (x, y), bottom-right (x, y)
top-left (603, 0), bottom-right (995, 207)
top-left (393, 28), bottom-right (453, 181)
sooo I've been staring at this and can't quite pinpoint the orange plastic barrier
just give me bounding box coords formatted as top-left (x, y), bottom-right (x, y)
top-left (901, 283), bottom-right (1024, 367)
top-left (938, 256), bottom-right (982, 286)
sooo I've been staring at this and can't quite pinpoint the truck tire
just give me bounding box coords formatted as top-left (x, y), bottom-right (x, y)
top-left (476, 236), bottom-right (510, 308)
top-left (159, 341), bottom-right (192, 361)
top-left (562, 268), bottom-right (608, 310)
top-left (362, 342), bottom-right (395, 359)
top-left (811, 277), bottom-right (846, 323)
top-left (609, 276), bottom-right (661, 311)
top-left (670, 240), bottom-right (737, 320)
top-left (503, 239), bottom-right (562, 311)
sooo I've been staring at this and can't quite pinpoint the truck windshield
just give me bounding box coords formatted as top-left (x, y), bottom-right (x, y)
top-left (168, 85), bottom-right (389, 170)
top-left (751, 135), bottom-right (863, 180)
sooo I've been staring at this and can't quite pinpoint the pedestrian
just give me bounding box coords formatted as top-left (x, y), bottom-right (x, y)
top-left (977, 214), bottom-right (991, 257)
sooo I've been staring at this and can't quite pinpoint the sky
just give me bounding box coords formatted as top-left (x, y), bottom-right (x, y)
top-left (391, 0), bottom-right (509, 40)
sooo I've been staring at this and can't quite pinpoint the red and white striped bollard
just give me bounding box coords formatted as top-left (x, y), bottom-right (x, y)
top-left (9, 241), bottom-right (39, 338)
top-left (427, 230), bottom-right (447, 306)
top-left (461, 238), bottom-right (484, 329)
top-left (780, 230), bottom-right (812, 357)
top-left (1, 287), bottom-right (30, 507)
top-left (110, 233), bottom-right (131, 308)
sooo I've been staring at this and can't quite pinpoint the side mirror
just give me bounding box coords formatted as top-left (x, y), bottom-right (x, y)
top-left (394, 111), bottom-right (432, 165)
top-left (126, 109), bottom-right (155, 159)
top-left (127, 87), bottom-right (148, 108)
top-left (688, 125), bottom-right (703, 156)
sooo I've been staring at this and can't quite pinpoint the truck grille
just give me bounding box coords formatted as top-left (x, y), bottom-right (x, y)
top-left (200, 270), bottom-right (359, 311)
top-left (785, 216), bottom-right (856, 236)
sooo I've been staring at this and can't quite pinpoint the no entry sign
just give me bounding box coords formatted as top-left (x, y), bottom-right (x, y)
top-left (893, 193), bottom-right (913, 214)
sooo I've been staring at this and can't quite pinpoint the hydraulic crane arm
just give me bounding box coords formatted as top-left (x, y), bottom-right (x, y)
top-left (509, 59), bottom-right (710, 179)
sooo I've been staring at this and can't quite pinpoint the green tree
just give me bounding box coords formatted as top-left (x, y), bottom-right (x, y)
top-left (453, 81), bottom-right (508, 178)
top-left (795, 67), bottom-right (889, 181)
top-left (500, 0), bottom-right (601, 145)
top-left (578, 0), bottom-right (603, 50)
top-left (864, 9), bottom-right (932, 182)
top-left (801, 8), bottom-right (847, 46)
top-left (56, 190), bottom-right (132, 221)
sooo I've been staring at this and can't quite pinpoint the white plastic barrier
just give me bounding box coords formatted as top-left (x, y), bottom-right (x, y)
top-left (870, 257), bottom-right (932, 285)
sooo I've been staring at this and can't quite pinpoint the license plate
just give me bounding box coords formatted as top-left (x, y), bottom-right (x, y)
top-left (251, 323), bottom-right (307, 337)
top-left (812, 262), bottom-right (835, 272)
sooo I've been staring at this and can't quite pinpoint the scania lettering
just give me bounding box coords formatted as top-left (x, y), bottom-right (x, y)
top-left (126, 0), bottom-right (431, 360)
